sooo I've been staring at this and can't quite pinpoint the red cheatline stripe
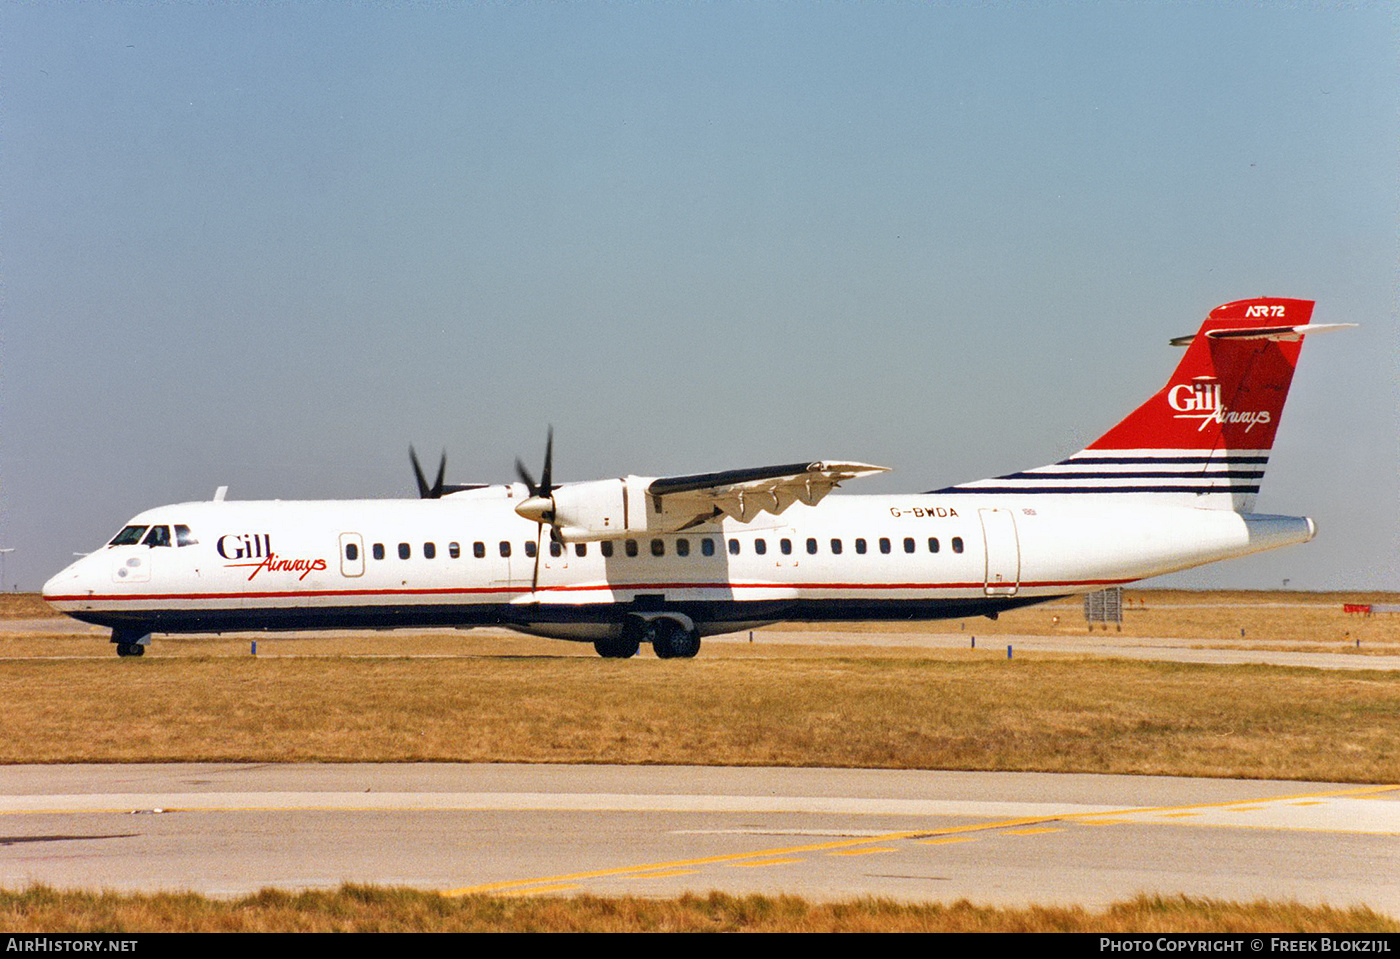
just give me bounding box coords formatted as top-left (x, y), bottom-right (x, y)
top-left (46, 577), bottom-right (1132, 605)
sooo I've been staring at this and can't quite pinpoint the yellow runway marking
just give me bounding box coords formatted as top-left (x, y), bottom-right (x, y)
top-left (827, 846), bottom-right (897, 856)
top-left (444, 817), bottom-right (1060, 895)
top-left (628, 869), bottom-right (698, 879)
top-left (1003, 827), bottom-right (1063, 836)
top-left (1068, 783), bottom-right (1400, 823)
top-left (916, 836), bottom-right (977, 845)
top-left (729, 858), bottom-right (803, 868)
top-left (500, 883), bottom-right (579, 897)
top-left (442, 783), bottom-right (1400, 897)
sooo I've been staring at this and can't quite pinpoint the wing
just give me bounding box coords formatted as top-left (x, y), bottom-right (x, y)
top-left (647, 460), bottom-right (890, 526)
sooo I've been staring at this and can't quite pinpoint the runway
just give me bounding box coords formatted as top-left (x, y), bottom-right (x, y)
top-left (2, 764), bottom-right (1397, 909)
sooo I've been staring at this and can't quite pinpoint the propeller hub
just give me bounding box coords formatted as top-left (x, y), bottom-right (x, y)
top-left (514, 496), bottom-right (554, 524)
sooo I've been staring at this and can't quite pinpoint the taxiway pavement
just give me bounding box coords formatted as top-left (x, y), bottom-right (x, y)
top-left (2, 763), bottom-right (1396, 909)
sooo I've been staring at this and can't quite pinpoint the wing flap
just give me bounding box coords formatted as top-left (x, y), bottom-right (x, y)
top-left (649, 461), bottom-right (888, 525)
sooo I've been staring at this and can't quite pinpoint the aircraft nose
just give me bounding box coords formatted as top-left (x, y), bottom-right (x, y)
top-left (42, 559), bottom-right (87, 602)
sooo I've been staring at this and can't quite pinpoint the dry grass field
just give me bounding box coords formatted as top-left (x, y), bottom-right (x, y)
top-left (3, 886), bottom-right (1395, 934)
top-left (2, 591), bottom-right (1398, 779)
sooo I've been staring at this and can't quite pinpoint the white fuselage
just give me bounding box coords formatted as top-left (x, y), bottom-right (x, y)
top-left (42, 483), bottom-right (1314, 642)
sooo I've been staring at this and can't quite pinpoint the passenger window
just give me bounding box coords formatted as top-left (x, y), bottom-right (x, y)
top-left (175, 525), bottom-right (198, 547)
top-left (109, 525), bottom-right (148, 547)
top-left (424, 542), bottom-right (436, 559)
top-left (601, 540), bottom-right (614, 558)
top-left (473, 541), bottom-right (486, 558)
top-left (575, 543), bottom-right (587, 557)
top-left (929, 538), bottom-right (940, 553)
top-left (779, 539), bottom-right (791, 555)
top-left (728, 538), bottom-right (740, 556)
top-left (142, 526), bottom-right (172, 548)
top-left (550, 541), bottom-right (563, 557)
top-left (398, 543), bottom-right (411, 560)
top-left (806, 537), bottom-right (817, 555)
top-left (345, 543), bottom-right (359, 562)
top-left (830, 538), bottom-right (842, 555)
top-left (952, 536), bottom-right (964, 553)
top-left (651, 539), bottom-right (664, 557)
top-left (525, 541), bottom-right (537, 558)
top-left (701, 538), bottom-right (715, 557)
top-left (499, 541), bottom-right (511, 558)
top-left (904, 537), bottom-right (915, 554)
top-left (625, 539), bottom-right (638, 558)
top-left (676, 538), bottom-right (690, 557)
top-left (373, 543), bottom-right (386, 560)
top-left (754, 538), bottom-right (767, 555)
top-left (855, 538), bottom-right (867, 555)
top-left (879, 537), bottom-right (891, 554)
top-left (449, 542), bottom-right (461, 559)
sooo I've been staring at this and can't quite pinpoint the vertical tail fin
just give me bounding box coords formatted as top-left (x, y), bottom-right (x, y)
top-left (947, 297), bottom-right (1340, 511)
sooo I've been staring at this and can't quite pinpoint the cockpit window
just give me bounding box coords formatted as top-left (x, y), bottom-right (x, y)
top-left (175, 525), bottom-right (198, 547)
top-left (109, 526), bottom-right (148, 546)
top-left (141, 525), bottom-right (172, 547)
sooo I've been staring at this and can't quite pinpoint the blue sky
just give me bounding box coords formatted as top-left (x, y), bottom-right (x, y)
top-left (4, 2), bottom-right (1396, 591)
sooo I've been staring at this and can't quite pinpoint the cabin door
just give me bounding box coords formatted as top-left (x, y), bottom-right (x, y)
top-left (338, 533), bottom-right (365, 577)
top-left (978, 508), bottom-right (1020, 597)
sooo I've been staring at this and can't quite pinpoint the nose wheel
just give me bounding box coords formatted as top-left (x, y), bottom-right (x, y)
top-left (112, 628), bottom-right (151, 658)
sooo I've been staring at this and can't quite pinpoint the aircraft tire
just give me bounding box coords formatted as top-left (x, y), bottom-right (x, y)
top-left (673, 628), bottom-right (701, 659)
top-left (650, 619), bottom-right (700, 659)
top-left (647, 620), bottom-right (674, 659)
top-left (594, 635), bottom-right (639, 659)
top-left (115, 643), bottom-right (144, 658)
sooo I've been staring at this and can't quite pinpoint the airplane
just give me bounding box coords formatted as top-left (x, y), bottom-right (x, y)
top-left (43, 297), bottom-right (1350, 659)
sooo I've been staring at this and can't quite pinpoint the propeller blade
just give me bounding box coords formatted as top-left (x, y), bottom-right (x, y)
top-left (432, 453), bottom-right (446, 498)
top-left (520, 426), bottom-right (557, 593)
top-left (410, 446), bottom-right (430, 498)
top-left (540, 426), bottom-right (554, 496)
top-left (410, 446), bottom-right (447, 499)
top-left (532, 527), bottom-right (544, 591)
top-left (515, 458), bottom-right (538, 496)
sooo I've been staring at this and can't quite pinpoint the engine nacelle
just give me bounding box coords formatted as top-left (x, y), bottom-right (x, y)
top-left (521, 476), bottom-right (712, 542)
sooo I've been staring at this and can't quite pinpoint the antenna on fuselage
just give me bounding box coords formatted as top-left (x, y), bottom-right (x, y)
top-left (213, 486), bottom-right (228, 502)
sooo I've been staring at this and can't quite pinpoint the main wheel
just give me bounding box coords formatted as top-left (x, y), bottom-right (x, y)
top-left (115, 643), bottom-right (144, 657)
top-left (645, 619), bottom-right (674, 659)
top-left (650, 619), bottom-right (701, 659)
top-left (671, 627), bottom-right (701, 659)
top-left (594, 634), bottom-right (640, 659)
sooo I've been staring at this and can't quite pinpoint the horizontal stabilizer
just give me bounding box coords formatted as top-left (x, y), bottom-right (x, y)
top-left (1170, 323), bottom-right (1356, 346)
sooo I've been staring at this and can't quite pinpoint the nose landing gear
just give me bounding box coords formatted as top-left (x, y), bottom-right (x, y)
top-left (112, 628), bottom-right (151, 658)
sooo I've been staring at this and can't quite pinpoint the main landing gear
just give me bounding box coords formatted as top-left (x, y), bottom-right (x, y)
top-left (593, 616), bottom-right (701, 659)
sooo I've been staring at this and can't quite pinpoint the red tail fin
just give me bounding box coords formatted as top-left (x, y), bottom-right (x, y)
top-left (946, 298), bottom-right (1325, 511)
top-left (1088, 297), bottom-right (1313, 453)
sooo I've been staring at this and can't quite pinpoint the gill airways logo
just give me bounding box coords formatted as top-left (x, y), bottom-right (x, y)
top-left (218, 533), bottom-right (327, 581)
top-left (1167, 379), bottom-right (1272, 432)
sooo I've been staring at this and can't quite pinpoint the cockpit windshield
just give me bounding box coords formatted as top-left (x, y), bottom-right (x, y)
top-left (109, 523), bottom-right (197, 547)
top-left (141, 525), bottom-right (172, 547)
top-left (108, 525), bottom-right (148, 546)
